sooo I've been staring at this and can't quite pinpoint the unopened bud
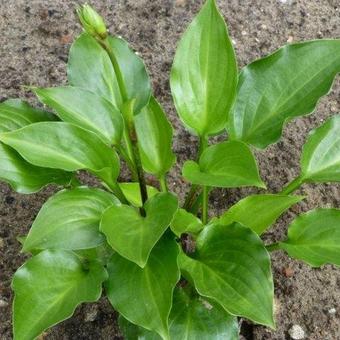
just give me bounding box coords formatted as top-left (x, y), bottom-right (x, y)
top-left (77, 4), bottom-right (107, 39)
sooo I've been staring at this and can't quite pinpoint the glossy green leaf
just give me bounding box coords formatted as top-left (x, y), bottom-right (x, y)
top-left (300, 115), bottom-right (340, 183)
top-left (182, 141), bottom-right (265, 188)
top-left (100, 193), bottom-right (178, 267)
top-left (119, 182), bottom-right (159, 207)
top-left (0, 122), bottom-right (120, 185)
top-left (217, 194), bottom-right (304, 234)
top-left (279, 209), bottom-right (340, 267)
top-left (170, 0), bottom-right (237, 137)
top-left (35, 86), bottom-right (124, 145)
top-left (106, 235), bottom-right (180, 340)
top-left (179, 222), bottom-right (274, 327)
top-left (135, 96), bottom-right (175, 176)
top-left (228, 40), bottom-right (340, 148)
top-left (68, 33), bottom-right (151, 114)
top-left (23, 187), bottom-right (119, 252)
top-left (170, 208), bottom-right (203, 237)
top-left (12, 249), bottom-right (107, 340)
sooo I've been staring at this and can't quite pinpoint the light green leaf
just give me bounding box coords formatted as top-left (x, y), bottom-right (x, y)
top-left (179, 222), bottom-right (274, 327)
top-left (68, 33), bottom-right (151, 114)
top-left (135, 96), bottom-right (175, 176)
top-left (170, 208), bottom-right (203, 237)
top-left (12, 249), bottom-right (107, 340)
top-left (0, 122), bottom-right (120, 185)
top-left (279, 208), bottom-right (340, 267)
top-left (300, 115), bottom-right (340, 183)
top-left (100, 193), bottom-right (178, 267)
top-left (217, 194), bottom-right (304, 234)
top-left (23, 187), bottom-right (119, 252)
top-left (35, 86), bottom-right (124, 145)
top-left (228, 40), bottom-right (340, 148)
top-left (106, 235), bottom-right (180, 340)
top-left (182, 141), bottom-right (265, 188)
top-left (170, 0), bottom-right (237, 137)
top-left (119, 182), bottom-right (159, 207)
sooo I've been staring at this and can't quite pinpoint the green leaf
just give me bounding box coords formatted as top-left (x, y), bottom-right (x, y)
top-left (300, 115), bottom-right (340, 183)
top-left (135, 96), bottom-right (175, 176)
top-left (279, 208), bottom-right (340, 267)
top-left (217, 194), bottom-right (304, 234)
top-left (170, 208), bottom-right (203, 237)
top-left (228, 40), bottom-right (340, 148)
top-left (12, 249), bottom-right (107, 340)
top-left (170, 0), bottom-right (237, 137)
top-left (119, 182), bottom-right (159, 207)
top-left (100, 193), bottom-right (178, 267)
top-left (182, 141), bottom-right (265, 188)
top-left (0, 122), bottom-right (120, 185)
top-left (68, 33), bottom-right (151, 114)
top-left (23, 187), bottom-right (119, 252)
top-left (106, 235), bottom-right (180, 340)
top-left (35, 86), bottom-right (124, 145)
top-left (178, 222), bottom-right (274, 327)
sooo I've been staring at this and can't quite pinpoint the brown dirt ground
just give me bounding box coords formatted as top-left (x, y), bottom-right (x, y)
top-left (0, 0), bottom-right (340, 339)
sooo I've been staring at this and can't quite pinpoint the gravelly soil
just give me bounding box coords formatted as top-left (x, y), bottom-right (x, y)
top-left (0, 0), bottom-right (339, 339)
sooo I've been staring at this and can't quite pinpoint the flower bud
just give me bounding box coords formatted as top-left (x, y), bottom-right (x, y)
top-left (77, 4), bottom-right (107, 40)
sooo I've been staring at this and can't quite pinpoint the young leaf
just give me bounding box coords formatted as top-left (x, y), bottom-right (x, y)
top-left (217, 194), bottom-right (304, 234)
top-left (119, 182), bottom-right (159, 207)
top-left (12, 249), bottom-right (107, 340)
top-left (106, 235), bottom-right (180, 340)
top-left (279, 209), bottom-right (340, 267)
top-left (100, 193), bottom-right (178, 267)
top-left (228, 40), bottom-right (340, 148)
top-left (300, 115), bottom-right (340, 183)
top-left (170, 208), bottom-right (203, 237)
top-left (170, 0), bottom-right (237, 137)
top-left (182, 141), bottom-right (265, 188)
top-left (179, 222), bottom-right (274, 327)
top-left (68, 33), bottom-right (151, 114)
top-left (135, 96), bottom-right (175, 176)
top-left (23, 187), bottom-right (119, 252)
top-left (35, 86), bottom-right (124, 145)
top-left (0, 122), bottom-right (120, 185)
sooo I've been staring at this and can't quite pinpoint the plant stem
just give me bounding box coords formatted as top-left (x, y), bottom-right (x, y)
top-left (183, 184), bottom-right (199, 210)
top-left (116, 144), bottom-right (138, 180)
top-left (279, 176), bottom-right (303, 195)
top-left (265, 242), bottom-right (281, 252)
top-left (202, 186), bottom-right (209, 224)
top-left (159, 175), bottom-right (168, 192)
top-left (106, 181), bottom-right (129, 204)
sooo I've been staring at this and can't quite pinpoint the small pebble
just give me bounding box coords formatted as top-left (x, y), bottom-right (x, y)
top-left (0, 237), bottom-right (4, 249)
top-left (261, 24), bottom-right (267, 30)
top-left (283, 266), bottom-right (294, 277)
top-left (289, 325), bottom-right (305, 339)
top-left (241, 30), bottom-right (247, 36)
top-left (0, 299), bottom-right (8, 308)
top-left (328, 308), bottom-right (336, 314)
top-left (287, 36), bottom-right (294, 43)
top-left (84, 306), bottom-right (98, 322)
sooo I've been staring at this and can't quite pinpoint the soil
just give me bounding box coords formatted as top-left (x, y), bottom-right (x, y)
top-left (0, 0), bottom-right (340, 339)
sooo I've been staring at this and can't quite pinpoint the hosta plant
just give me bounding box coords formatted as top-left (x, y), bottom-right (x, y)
top-left (1, 1), bottom-right (340, 339)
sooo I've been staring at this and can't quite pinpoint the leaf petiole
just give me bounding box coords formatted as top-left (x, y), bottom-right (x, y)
top-left (279, 176), bottom-right (303, 195)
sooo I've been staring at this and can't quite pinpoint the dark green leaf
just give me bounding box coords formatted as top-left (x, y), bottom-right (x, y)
top-left (170, 0), bottom-right (237, 137)
top-left (179, 222), bottom-right (274, 327)
top-left (279, 208), bottom-right (340, 267)
top-left (119, 182), bottom-right (159, 207)
top-left (106, 236), bottom-right (180, 339)
top-left (135, 96), bottom-right (175, 176)
top-left (12, 249), bottom-right (107, 340)
top-left (35, 86), bottom-right (124, 145)
top-left (182, 141), bottom-right (265, 188)
top-left (170, 208), bottom-right (203, 237)
top-left (23, 187), bottom-right (119, 252)
top-left (100, 193), bottom-right (178, 267)
top-left (217, 194), bottom-right (304, 234)
top-left (228, 40), bottom-right (340, 148)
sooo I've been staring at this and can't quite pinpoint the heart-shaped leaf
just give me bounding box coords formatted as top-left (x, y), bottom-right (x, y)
top-left (135, 96), bottom-right (175, 176)
top-left (228, 40), bottom-right (340, 148)
top-left (170, 208), bottom-right (203, 237)
top-left (23, 187), bottom-right (119, 252)
top-left (179, 222), bottom-right (274, 327)
top-left (279, 209), bottom-right (340, 267)
top-left (182, 141), bottom-right (265, 188)
top-left (100, 192), bottom-right (178, 267)
top-left (0, 122), bottom-right (120, 186)
top-left (106, 235), bottom-right (180, 340)
top-left (12, 249), bottom-right (107, 340)
top-left (217, 194), bottom-right (304, 234)
top-left (35, 86), bottom-right (124, 145)
top-left (170, 0), bottom-right (237, 137)
top-left (119, 182), bottom-right (159, 207)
